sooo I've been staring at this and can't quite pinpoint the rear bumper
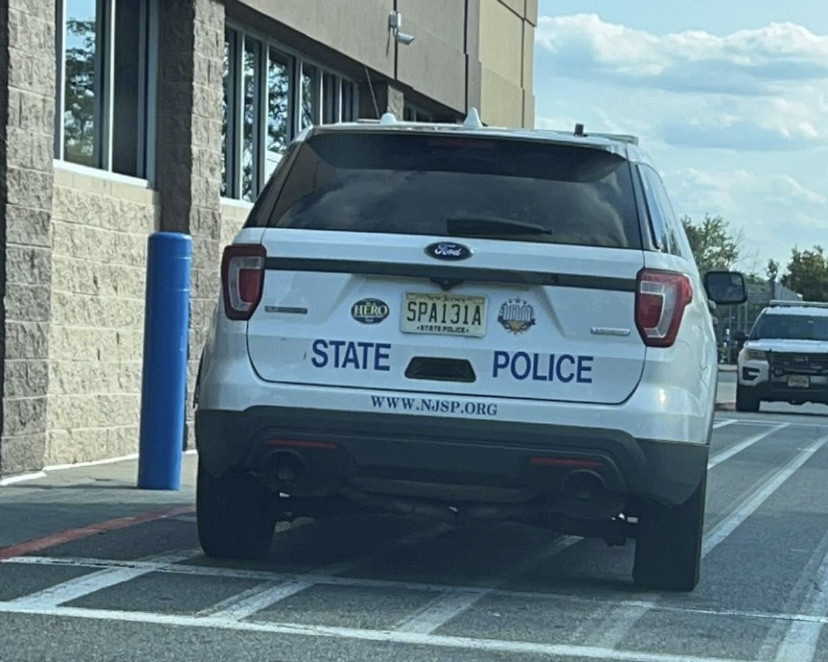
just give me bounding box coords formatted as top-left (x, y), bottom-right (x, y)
top-left (195, 406), bottom-right (709, 510)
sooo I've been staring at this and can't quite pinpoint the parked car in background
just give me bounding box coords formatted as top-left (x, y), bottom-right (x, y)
top-left (736, 300), bottom-right (828, 411)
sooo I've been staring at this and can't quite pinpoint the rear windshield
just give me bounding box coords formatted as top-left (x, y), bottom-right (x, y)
top-left (750, 314), bottom-right (828, 341)
top-left (251, 131), bottom-right (642, 249)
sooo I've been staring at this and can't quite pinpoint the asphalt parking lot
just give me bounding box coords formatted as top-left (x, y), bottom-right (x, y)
top-left (1, 399), bottom-right (827, 661)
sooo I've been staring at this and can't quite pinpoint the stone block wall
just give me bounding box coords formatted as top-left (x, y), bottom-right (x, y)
top-left (45, 168), bottom-right (159, 466)
top-left (0, 0), bottom-right (56, 476)
top-left (220, 200), bottom-right (252, 248)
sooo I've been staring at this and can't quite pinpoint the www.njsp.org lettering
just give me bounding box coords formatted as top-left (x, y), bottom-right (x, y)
top-left (371, 396), bottom-right (498, 417)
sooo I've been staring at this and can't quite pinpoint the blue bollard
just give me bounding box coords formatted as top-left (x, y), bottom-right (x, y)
top-left (137, 232), bottom-right (192, 490)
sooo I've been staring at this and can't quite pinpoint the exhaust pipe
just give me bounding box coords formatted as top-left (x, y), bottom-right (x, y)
top-left (265, 450), bottom-right (305, 484)
top-left (561, 470), bottom-right (606, 503)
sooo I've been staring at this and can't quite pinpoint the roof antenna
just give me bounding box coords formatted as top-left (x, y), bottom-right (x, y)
top-left (574, 123), bottom-right (585, 137)
top-left (463, 107), bottom-right (483, 129)
top-left (363, 64), bottom-right (380, 119)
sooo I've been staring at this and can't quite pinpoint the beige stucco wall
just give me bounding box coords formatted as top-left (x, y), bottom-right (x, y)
top-left (395, 0), bottom-right (467, 113)
top-left (478, 0), bottom-right (536, 128)
top-left (235, 0), bottom-right (476, 116)
top-left (45, 167), bottom-right (158, 466)
top-left (236, 0), bottom-right (395, 78)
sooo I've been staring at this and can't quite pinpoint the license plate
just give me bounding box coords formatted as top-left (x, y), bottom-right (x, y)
top-left (787, 375), bottom-right (810, 388)
top-left (401, 292), bottom-right (487, 337)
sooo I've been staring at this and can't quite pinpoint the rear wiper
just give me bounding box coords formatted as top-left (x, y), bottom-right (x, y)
top-left (446, 216), bottom-right (552, 237)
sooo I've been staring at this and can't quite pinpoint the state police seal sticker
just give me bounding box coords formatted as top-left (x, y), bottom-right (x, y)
top-left (497, 298), bottom-right (536, 335)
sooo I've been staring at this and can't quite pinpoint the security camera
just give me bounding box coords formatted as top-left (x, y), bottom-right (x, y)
top-left (388, 11), bottom-right (415, 46)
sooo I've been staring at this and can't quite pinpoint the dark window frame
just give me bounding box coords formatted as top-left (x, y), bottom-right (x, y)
top-left (222, 23), bottom-right (359, 202)
top-left (54, 0), bottom-right (158, 180)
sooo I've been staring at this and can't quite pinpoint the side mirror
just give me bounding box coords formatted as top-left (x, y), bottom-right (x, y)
top-left (704, 271), bottom-right (747, 305)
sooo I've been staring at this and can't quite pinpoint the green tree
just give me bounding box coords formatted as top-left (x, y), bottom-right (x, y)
top-left (63, 19), bottom-right (97, 166)
top-left (781, 246), bottom-right (828, 302)
top-left (680, 214), bottom-right (741, 274)
top-left (766, 258), bottom-right (780, 281)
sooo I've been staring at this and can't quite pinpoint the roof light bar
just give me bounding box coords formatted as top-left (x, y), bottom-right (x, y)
top-left (769, 300), bottom-right (828, 308)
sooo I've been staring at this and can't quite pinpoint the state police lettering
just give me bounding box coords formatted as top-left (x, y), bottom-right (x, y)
top-left (492, 351), bottom-right (594, 383)
top-left (311, 340), bottom-right (391, 371)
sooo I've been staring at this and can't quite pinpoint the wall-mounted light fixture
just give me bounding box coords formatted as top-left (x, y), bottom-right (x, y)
top-left (388, 11), bottom-right (415, 45)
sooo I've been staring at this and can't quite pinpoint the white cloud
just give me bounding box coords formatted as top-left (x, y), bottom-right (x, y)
top-left (535, 14), bottom-right (828, 94)
top-left (534, 14), bottom-right (828, 151)
top-left (663, 168), bottom-right (828, 267)
top-left (533, 12), bottom-right (828, 266)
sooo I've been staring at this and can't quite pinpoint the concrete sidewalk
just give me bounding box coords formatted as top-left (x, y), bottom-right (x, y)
top-left (0, 453), bottom-right (198, 553)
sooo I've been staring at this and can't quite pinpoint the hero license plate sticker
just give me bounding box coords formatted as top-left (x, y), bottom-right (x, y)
top-left (401, 292), bottom-right (487, 337)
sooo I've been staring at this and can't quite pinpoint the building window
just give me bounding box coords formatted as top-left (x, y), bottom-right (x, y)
top-left (404, 105), bottom-right (434, 122)
top-left (266, 48), bottom-right (291, 181)
top-left (55, 0), bottom-right (157, 179)
top-left (241, 38), bottom-right (262, 202)
top-left (222, 26), bottom-right (358, 201)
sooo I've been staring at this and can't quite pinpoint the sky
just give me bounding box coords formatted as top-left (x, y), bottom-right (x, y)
top-left (534, 0), bottom-right (828, 274)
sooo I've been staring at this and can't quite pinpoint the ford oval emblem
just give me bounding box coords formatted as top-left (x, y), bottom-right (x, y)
top-left (425, 242), bottom-right (473, 261)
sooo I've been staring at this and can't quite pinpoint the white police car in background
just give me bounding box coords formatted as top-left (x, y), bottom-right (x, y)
top-left (736, 300), bottom-right (828, 412)
top-left (194, 110), bottom-right (746, 592)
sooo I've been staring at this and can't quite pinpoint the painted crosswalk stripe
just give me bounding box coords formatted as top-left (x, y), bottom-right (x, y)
top-left (708, 424), bottom-right (788, 469)
top-left (8, 550), bottom-right (199, 609)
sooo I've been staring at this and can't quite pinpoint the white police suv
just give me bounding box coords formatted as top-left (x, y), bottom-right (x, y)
top-left (736, 300), bottom-right (828, 412)
top-left (194, 110), bottom-right (746, 591)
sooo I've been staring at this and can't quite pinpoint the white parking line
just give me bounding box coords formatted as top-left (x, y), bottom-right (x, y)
top-left (754, 523), bottom-right (828, 660)
top-left (713, 420), bottom-right (736, 429)
top-left (7, 553), bottom-right (828, 627)
top-left (199, 523), bottom-right (452, 621)
top-left (394, 590), bottom-right (490, 634)
top-left (708, 424), bottom-right (788, 469)
top-left (395, 534), bottom-right (580, 634)
top-left (8, 550), bottom-right (199, 609)
top-left (703, 436), bottom-right (828, 556)
top-left (0, 602), bottom-right (760, 662)
top-left (591, 434), bottom-right (828, 649)
top-left (772, 518), bottom-right (828, 662)
top-left (724, 418), bottom-right (822, 429)
top-left (197, 579), bottom-right (316, 620)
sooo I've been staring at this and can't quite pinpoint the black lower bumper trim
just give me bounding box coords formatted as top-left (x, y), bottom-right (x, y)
top-left (195, 407), bottom-right (709, 508)
top-left (742, 382), bottom-right (828, 403)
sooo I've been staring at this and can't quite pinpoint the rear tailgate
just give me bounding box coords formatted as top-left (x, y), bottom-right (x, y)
top-left (241, 128), bottom-right (647, 405)
top-left (246, 230), bottom-right (645, 404)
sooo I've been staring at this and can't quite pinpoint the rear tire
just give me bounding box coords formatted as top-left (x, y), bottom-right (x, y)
top-left (197, 461), bottom-right (275, 560)
top-left (632, 472), bottom-right (706, 592)
top-left (735, 384), bottom-right (760, 412)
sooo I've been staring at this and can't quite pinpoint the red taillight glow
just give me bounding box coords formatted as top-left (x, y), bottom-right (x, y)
top-left (530, 457), bottom-right (605, 469)
top-left (265, 439), bottom-right (337, 450)
top-left (221, 244), bottom-right (266, 321)
top-left (635, 269), bottom-right (693, 348)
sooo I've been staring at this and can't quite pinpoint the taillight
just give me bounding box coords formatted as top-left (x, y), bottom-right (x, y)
top-left (635, 269), bottom-right (693, 347)
top-left (221, 244), bottom-right (265, 320)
